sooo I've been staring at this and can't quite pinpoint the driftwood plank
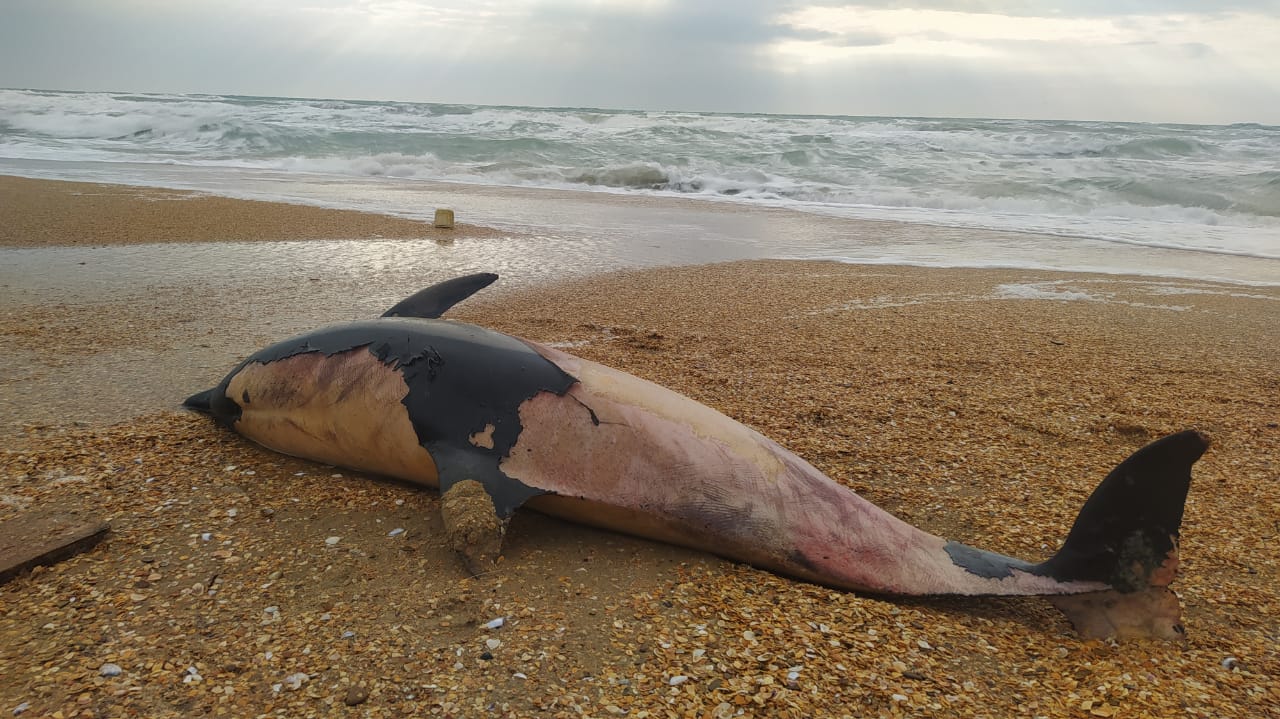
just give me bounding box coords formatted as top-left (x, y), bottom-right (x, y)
top-left (0, 513), bottom-right (110, 584)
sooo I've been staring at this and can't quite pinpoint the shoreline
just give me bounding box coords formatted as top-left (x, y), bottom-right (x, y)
top-left (6, 169), bottom-right (1278, 287)
top-left (0, 175), bottom-right (512, 247)
top-left (1, 177), bottom-right (1277, 717)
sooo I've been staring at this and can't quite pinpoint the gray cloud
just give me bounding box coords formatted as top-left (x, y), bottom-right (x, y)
top-left (824, 30), bottom-right (891, 47)
top-left (517, 2), bottom-right (890, 56)
top-left (0, 0), bottom-right (1276, 123)
top-left (520, 2), bottom-right (826, 48)
top-left (768, 50), bottom-right (1279, 123)
top-left (806, 0), bottom-right (1280, 17)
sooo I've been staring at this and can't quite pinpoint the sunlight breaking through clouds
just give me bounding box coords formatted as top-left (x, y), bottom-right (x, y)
top-left (0, 0), bottom-right (1278, 122)
top-left (784, 6), bottom-right (1144, 45)
top-left (772, 5), bottom-right (1279, 66)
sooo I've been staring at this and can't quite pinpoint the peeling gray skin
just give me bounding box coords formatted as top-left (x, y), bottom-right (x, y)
top-left (183, 273), bottom-right (573, 514)
top-left (187, 318), bottom-right (576, 517)
top-left (944, 542), bottom-right (1036, 579)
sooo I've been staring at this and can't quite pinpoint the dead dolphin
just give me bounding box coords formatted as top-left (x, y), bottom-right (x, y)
top-left (185, 273), bottom-right (1209, 639)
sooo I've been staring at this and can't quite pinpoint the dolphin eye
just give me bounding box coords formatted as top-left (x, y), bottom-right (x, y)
top-left (242, 390), bottom-right (251, 404)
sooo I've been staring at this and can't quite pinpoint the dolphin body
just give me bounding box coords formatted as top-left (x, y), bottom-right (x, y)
top-left (186, 273), bottom-right (1208, 639)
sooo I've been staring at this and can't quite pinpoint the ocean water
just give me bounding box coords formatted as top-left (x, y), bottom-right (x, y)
top-left (2, 88), bottom-right (1278, 283)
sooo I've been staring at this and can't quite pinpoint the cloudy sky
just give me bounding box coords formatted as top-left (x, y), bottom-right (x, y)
top-left (3, 1), bottom-right (1278, 123)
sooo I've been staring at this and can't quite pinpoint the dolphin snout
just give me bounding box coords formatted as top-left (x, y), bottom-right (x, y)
top-left (184, 388), bottom-right (215, 413)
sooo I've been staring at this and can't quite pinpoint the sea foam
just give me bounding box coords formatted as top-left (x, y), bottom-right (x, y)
top-left (2, 88), bottom-right (1277, 261)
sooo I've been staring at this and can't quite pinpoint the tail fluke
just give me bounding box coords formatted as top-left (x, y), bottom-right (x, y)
top-left (1039, 430), bottom-right (1209, 639)
top-left (939, 430), bottom-right (1207, 638)
top-left (1036, 429), bottom-right (1208, 590)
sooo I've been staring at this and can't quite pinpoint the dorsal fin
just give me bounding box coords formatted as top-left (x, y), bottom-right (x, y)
top-left (381, 273), bottom-right (498, 319)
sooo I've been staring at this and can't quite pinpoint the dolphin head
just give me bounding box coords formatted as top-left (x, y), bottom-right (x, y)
top-left (183, 351), bottom-right (334, 431)
top-left (183, 343), bottom-right (443, 487)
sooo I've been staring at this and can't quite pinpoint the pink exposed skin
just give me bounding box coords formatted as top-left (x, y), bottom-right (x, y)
top-left (501, 344), bottom-right (1109, 597)
top-left (230, 349), bottom-right (439, 487)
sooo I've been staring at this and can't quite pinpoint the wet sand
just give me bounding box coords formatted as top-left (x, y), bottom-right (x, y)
top-left (0, 175), bottom-right (509, 246)
top-left (1, 179), bottom-right (1278, 718)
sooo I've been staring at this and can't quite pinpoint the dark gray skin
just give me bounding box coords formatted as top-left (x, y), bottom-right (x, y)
top-left (185, 274), bottom-right (1209, 639)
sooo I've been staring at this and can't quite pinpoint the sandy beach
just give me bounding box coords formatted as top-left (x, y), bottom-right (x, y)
top-left (1, 178), bottom-right (1277, 718)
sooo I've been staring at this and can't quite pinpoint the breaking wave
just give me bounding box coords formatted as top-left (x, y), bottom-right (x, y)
top-left (2, 88), bottom-right (1277, 258)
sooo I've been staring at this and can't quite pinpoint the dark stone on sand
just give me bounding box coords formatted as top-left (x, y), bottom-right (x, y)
top-left (343, 685), bottom-right (369, 706)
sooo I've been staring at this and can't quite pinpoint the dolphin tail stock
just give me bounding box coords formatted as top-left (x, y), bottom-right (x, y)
top-left (381, 272), bottom-right (499, 319)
